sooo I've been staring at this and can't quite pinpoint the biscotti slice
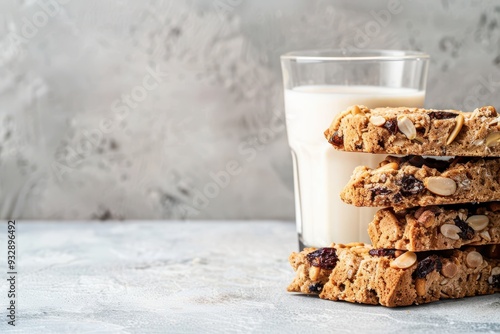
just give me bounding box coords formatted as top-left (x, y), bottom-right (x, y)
top-left (368, 203), bottom-right (500, 251)
top-left (287, 243), bottom-right (370, 294)
top-left (340, 155), bottom-right (500, 210)
top-left (287, 244), bottom-right (500, 307)
top-left (325, 105), bottom-right (500, 156)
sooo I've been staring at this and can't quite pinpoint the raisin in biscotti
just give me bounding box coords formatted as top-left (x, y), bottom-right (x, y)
top-left (340, 155), bottom-right (500, 210)
top-left (287, 244), bottom-right (500, 307)
top-left (287, 243), bottom-right (370, 294)
top-left (324, 105), bottom-right (500, 156)
top-left (368, 203), bottom-right (500, 251)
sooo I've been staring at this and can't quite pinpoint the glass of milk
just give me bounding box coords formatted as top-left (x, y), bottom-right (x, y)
top-left (280, 49), bottom-right (429, 249)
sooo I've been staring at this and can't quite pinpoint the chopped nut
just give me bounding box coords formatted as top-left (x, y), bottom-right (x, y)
top-left (466, 215), bottom-right (489, 231)
top-left (472, 139), bottom-right (484, 146)
top-left (424, 177), bottom-right (457, 196)
top-left (298, 264), bottom-right (305, 279)
top-left (347, 268), bottom-right (354, 280)
top-left (370, 115), bottom-right (386, 126)
top-left (397, 116), bottom-right (417, 140)
top-left (345, 242), bottom-right (365, 247)
top-left (440, 224), bottom-right (461, 240)
top-left (414, 207), bottom-right (426, 219)
top-left (446, 113), bottom-right (464, 145)
top-left (378, 162), bottom-right (399, 171)
top-left (392, 138), bottom-right (406, 147)
top-left (492, 267), bottom-right (500, 276)
top-left (457, 211), bottom-right (467, 221)
top-left (309, 266), bottom-right (320, 281)
top-left (417, 210), bottom-right (436, 228)
top-left (485, 132), bottom-right (500, 147)
top-left (390, 251), bottom-right (417, 269)
top-left (415, 278), bottom-right (426, 296)
top-left (480, 230), bottom-right (491, 241)
top-left (441, 261), bottom-right (458, 278)
top-left (440, 278), bottom-right (449, 285)
top-left (350, 105), bottom-right (363, 115)
top-left (465, 251), bottom-right (483, 268)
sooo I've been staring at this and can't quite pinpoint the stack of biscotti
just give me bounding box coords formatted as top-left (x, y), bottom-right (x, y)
top-left (287, 105), bottom-right (500, 307)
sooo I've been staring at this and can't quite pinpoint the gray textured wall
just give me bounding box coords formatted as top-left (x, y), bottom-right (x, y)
top-left (1, 0), bottom-right (500, 220)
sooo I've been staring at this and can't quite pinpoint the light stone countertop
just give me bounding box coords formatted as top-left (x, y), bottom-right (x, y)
top-left (1, 221), bottom-right (499, 333)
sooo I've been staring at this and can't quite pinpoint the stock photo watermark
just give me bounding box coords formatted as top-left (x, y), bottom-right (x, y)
top-left (213, 0), bottom-right (243, 21)
top-left (6, 220), bottom-right (17, 326)
top-left (462, 73), bottom-right (500, 111)
top-left (340, 0), bottom-right (403, 51)
top-left (182, 108), bottom-right (285, 214)
top-left (0, 0), bottom-right (72, 68)
top-left (51, 65), bottom-right (168, 180)
top-left (156, 103), bottom-right (285, 219)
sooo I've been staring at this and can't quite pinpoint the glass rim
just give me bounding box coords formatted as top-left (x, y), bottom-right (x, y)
top-left (281, 49), bottom-right (430, 61)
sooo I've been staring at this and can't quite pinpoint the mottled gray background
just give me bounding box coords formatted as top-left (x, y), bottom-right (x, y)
top-left (1, 0), bottom-right (500, 220)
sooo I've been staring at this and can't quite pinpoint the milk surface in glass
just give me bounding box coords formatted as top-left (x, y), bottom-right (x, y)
top-left (285, 85), bottom-right (425, 247)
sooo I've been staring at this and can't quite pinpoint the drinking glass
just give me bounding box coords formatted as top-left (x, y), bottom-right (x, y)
top-left (281, 49), bottom-right (429, 249)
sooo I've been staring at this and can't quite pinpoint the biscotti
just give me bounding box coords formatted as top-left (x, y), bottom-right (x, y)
top-left (288, 243), bottom-right (370, 295)
top-left (340, 155), bottom-right (500, 210)
top-left (287, 244), bottom-right (500, 307)
top-left (368, 203), bottom-right (500, 251)
top-left (324, 105), bottom-right (500, 156)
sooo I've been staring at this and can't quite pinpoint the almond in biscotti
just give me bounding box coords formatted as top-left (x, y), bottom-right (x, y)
top-left (424, 177), bottom-right (457, 196)
top-left (441, 261), bottom-right (458, 278)
top-left (446, 113), bottom-right (464, 145)
top-left (417, 210), bottom-right (435, 228)
top-left (440, 224), bottom-right (461, 240)
top-left (390, 251), bottom-right (417, 269)
top-left (369, 115), bottom-right (386, 126)
top-left (485, 132), bottom-right (500, 147)
top-left (466, 251), bottom-right (483, 268)
top-left (466, 215), bottom-right (489, 231)
top-left (397, 116), bottom-right (416, 140)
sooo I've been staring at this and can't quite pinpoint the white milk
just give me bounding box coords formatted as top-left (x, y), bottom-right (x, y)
top-left (285, 85), bottom-right (425, 247)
